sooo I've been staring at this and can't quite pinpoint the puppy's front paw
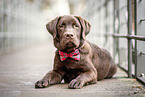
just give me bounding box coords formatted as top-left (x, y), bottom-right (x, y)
top-left (35, 79), bottom-right (49, 88)
top-left (68, 79), bottom-right (84, 89)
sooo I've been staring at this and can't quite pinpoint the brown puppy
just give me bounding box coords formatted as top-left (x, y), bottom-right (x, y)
top-left (35, 15), bottom-right (117, 89)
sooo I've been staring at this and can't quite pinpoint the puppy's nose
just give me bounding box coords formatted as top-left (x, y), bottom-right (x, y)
top-left (64, 32), bottom-right (74, 38)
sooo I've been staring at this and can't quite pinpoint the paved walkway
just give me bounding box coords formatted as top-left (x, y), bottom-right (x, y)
top-left (0, 41), bottom-right (144, 97)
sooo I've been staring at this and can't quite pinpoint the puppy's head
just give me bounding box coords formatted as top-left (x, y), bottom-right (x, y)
top-left (46, 15), bottom-right (91, 52)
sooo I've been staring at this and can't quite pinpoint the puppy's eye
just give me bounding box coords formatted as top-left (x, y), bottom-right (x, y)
top-left (59, 24), bottom-right (65, 28)
top-left (73, 24), bottom-right (79, 28)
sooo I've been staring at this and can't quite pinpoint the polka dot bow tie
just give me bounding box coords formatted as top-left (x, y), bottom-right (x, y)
top-left (58, 49), bottom-right (80, 61)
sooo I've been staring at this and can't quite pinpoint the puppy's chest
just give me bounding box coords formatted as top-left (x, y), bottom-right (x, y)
top-left (62, 58), bottom-right (84, 71)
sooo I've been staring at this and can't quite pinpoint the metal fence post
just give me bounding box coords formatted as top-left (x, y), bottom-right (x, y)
top-left (127, 0), bottom-right (132, 78)
top-left (113, 0), bottom-right (116, 60)
top-left (134, 0), bottom-right (138, 78)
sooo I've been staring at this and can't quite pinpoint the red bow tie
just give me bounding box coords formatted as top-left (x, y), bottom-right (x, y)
top-left (58, 49), bottom-right (80, 61)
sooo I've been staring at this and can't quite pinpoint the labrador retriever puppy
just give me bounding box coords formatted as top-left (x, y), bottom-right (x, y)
top-left (35, 15), bottom-right (117, 89)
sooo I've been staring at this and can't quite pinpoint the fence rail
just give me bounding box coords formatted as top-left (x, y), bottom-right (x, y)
top-left (113, 34), bottom-right (145, 41)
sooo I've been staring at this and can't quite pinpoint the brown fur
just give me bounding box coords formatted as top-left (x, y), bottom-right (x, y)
top-left (35, 15), bottom-right (117, 89)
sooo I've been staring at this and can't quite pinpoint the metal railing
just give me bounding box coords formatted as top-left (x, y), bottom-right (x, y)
top-left (0, 0), bottom-right (47, 54)
top-left (79, 0), bottom-right (145, 85)
top-left (113, 0), bottom-right (145, 85)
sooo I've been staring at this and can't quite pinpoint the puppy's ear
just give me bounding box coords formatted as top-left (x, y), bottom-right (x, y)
top-left (46, 17), bottom-right (60, 39)
top-left (75, 16), bottom-right (91, 39)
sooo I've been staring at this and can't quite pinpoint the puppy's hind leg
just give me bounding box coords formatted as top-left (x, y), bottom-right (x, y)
top-left (105, 60), bottom-right (117, 78)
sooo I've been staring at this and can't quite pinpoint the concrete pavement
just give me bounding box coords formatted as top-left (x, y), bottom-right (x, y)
top-left (0, 40), bottom-right (144, 97)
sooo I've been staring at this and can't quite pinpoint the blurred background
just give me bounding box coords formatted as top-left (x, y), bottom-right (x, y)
top-left (0, 0), bottom-right (145, 84)
top-left (0, 0), bottom-right (113, 54)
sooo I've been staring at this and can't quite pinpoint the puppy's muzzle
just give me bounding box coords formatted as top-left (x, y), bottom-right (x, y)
top-left (64, 32), bottom-right (75, 39)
